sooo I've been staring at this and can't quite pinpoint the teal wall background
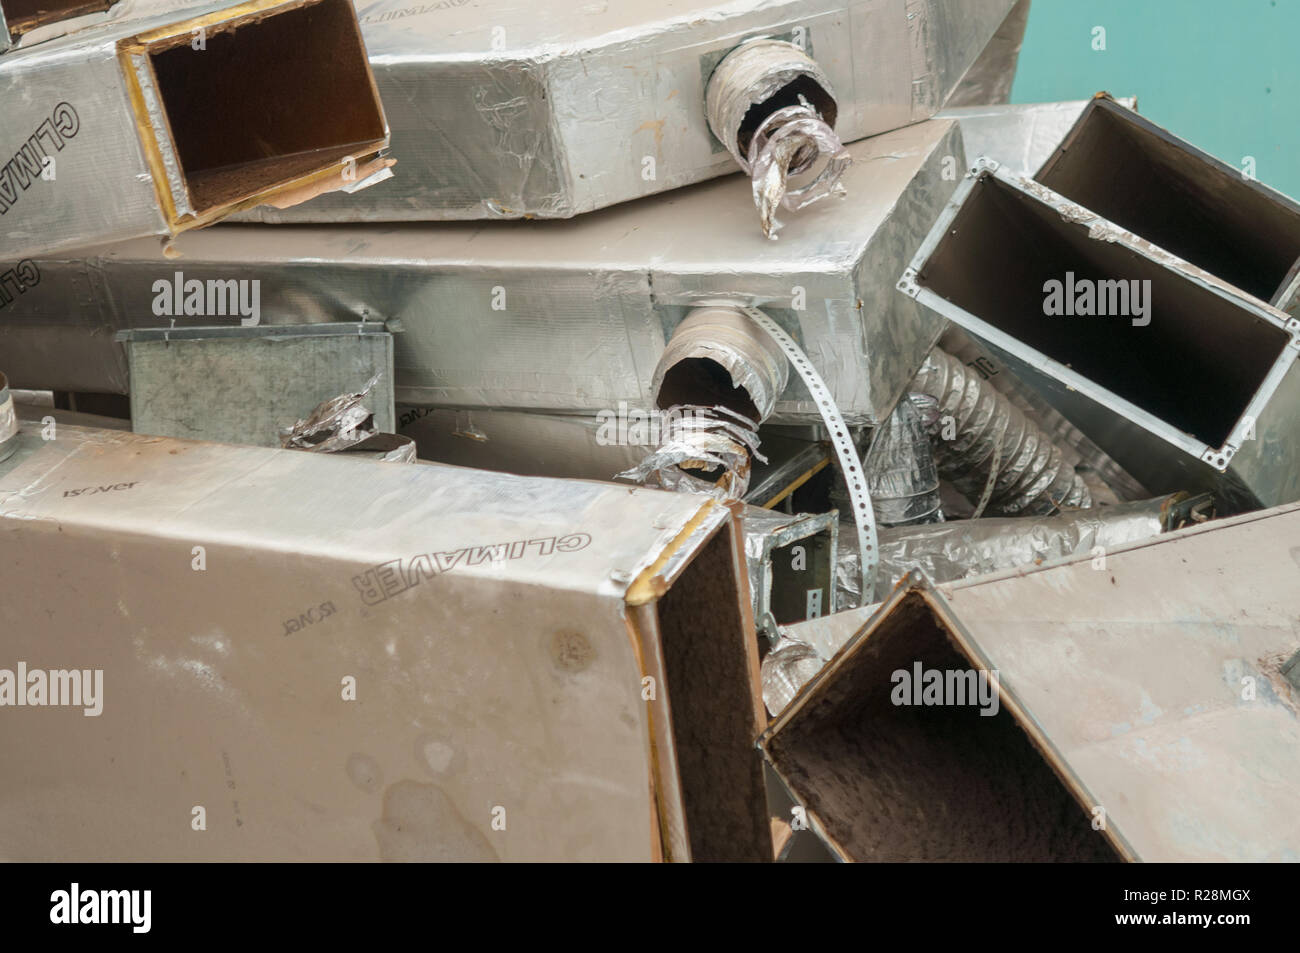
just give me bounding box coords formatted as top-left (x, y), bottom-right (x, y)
top-left (1011, 0), bottom-right (1298, 200)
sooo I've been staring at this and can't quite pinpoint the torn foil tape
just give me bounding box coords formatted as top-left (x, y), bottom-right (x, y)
top-left (706, 37), bottom-right (849, 239)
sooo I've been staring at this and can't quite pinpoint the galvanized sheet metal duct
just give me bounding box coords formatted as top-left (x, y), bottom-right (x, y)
top-left (901, 163), bottom-right (1300, 513)
top-left (942, 0), bottom-right (1030, 108)
top-left (742, 506), bottom-right (837, 643)
top-left (117, 323), bottom-right (397, 447)
top-left (1036, 94), bottom-right (1300, 315)
top-left (397, 407), bottom-right (648, 483)
top-left (233, 0), bottom-right (1015, 223)
top-left (935, 97), bottom-right (1138, 179)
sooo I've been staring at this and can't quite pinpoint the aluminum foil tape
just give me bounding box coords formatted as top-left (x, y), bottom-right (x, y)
top-left (225, 0), bottom-right (1014, 223)
top-left (768, 502), bottom-right (1300, 861)
top-left (5, 118), bottom-right (966, 429)
top-left (0, 423), bottom-right (769, 861)
top-left (0, 0), bottom-right (391, 259)
top-left (703, 36), bottom-right (848, 239)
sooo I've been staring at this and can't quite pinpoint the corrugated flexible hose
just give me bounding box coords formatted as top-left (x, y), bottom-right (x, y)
top-left (910, 348), bottom-right (1091, 516)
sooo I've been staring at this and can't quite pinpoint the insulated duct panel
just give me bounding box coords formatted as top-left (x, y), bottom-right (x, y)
top-left (900, 163), bottom-right (1300, 512)
top-left (229, 0), bottom-right (1014, 223)
top-left (767, 501), bottom-right (1300, 862)
top-left (0, 422), bottom-right (769, 862)
top-left (5, 118), bottom-right (965, 428)
top-left (0, 0), bottom-right (391, 259)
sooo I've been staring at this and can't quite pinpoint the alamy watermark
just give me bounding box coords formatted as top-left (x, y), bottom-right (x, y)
top-left (595, 402), bottom-right (717, 446)
top-left (0, 662), bottom-right (102, 716)
top-left (151, 271), bottom-right (260, 326)
top-left (50, 884), bottom-right (150, 933)
top-left (1042, 272), bottom-right (1151, 327)
top-left (891, 662), bottom-right (1000, 716)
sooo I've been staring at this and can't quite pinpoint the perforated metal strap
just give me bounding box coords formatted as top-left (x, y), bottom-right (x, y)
top-left (740, 307), bottom-right (877, 603)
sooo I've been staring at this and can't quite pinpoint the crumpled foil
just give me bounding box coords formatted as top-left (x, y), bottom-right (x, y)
top-left (281, 374), bottom-right (384, 454)
top-left (834, 495), bottom-right (1191, 609)
top-left (704, 36), bottom-right (850, 239)
top-left (760, 636), bottom-right (825, 717)
top-left (749, 103), bottom-right (851, 240)
top-left (861, 395), bottom-right (943, 526)
top-left (617, 405), bottom-right (765, 501)
top-left (339, 432), bottom-right (417, 463)
top-left (0, 373), bottom-right (19, 463)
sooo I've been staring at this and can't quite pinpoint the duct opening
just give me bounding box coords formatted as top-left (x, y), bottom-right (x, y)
top-left (918, 173), bottom-right (1292, 449)
top-left (145, 0), bottom-right (386, 215)
top-left (656, 523), bottom-right (770, 862)
top-left (2, 0), bottom-right (114, 36)
top-left (656, 358), bottom-right (761, 423)
top-left (765, 590), bottom-right (1122, 861)
top-left (736, 76), bottom-right (837, 160)
top-left (768, 530), bottom-right (834, 628)
top-left (1036, 100), bottom-right (1300, 306)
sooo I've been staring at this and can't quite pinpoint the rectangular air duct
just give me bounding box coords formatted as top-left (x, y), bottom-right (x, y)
top-left (228, 0), bottom-right (1015, 223)
top-left (0, 421), bottom-right (770, 861)
top-left (0, 0), bottom-right (391, 258)
top-left (3, 118), bottom-right (965, 428)
top-left (767, 501), bottom-right (1300, 862)
top-left (118, 323), bottom-right (396, 446)
top-left (900, 163), bottom-right (1300, 512)
top-left (1035, 94), bottom-right (1300, 315)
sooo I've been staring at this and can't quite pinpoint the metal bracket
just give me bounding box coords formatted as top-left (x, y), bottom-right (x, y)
top-left (740, 306), bottom-right (878, 602)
